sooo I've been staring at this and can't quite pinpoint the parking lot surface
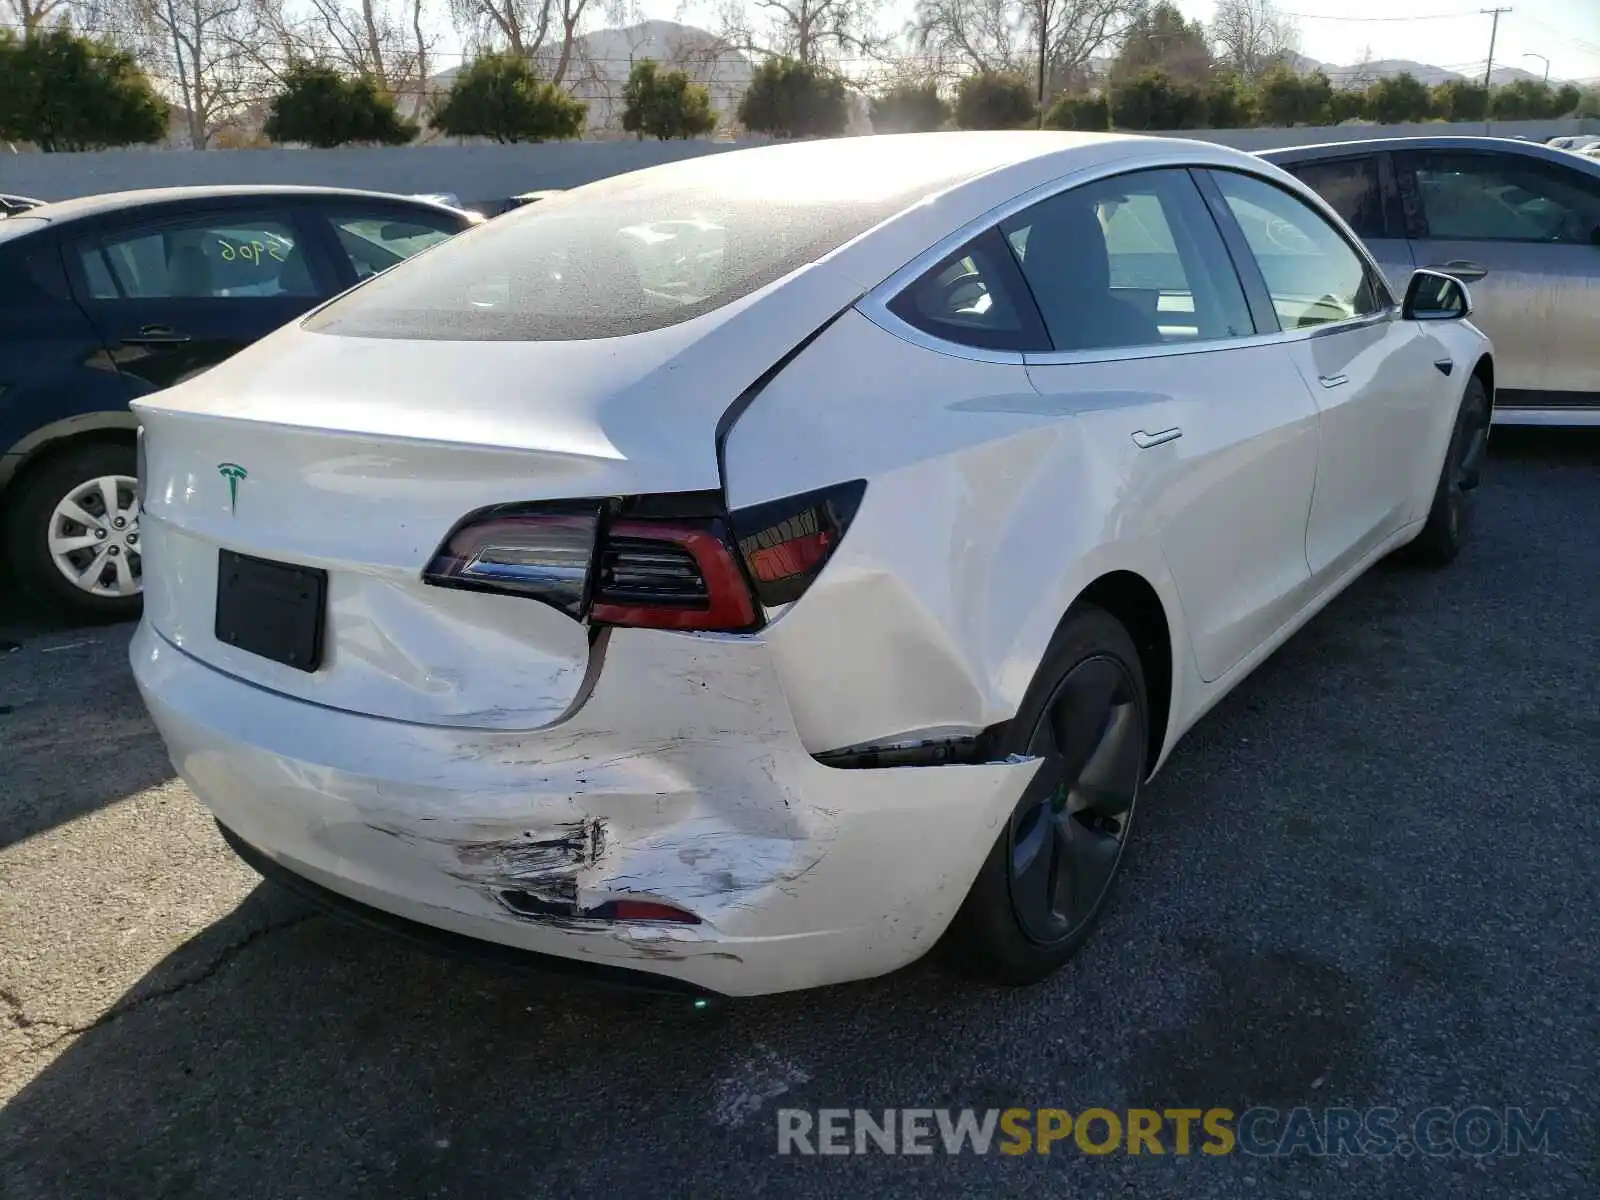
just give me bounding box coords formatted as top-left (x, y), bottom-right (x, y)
top-left (1, 430), bottom-right (1596, 1198)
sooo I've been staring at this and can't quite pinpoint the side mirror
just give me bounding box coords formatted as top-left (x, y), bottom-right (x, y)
top-left (1402, 269), bottom-right (1472, 322)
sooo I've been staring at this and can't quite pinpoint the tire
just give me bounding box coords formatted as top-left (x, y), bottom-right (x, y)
top-left (5, 441), bottom-right (143, 623)
top-left (944, 605), bottom-right (1149, 985)
top-left (1406, 375), bottom-right (1491, 568)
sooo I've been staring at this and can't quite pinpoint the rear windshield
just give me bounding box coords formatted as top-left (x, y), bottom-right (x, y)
top-left (303, 161), bottom-right (953, 342)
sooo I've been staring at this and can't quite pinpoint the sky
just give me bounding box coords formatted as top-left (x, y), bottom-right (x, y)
top-left (646, 0), bottom-right (1600, 83)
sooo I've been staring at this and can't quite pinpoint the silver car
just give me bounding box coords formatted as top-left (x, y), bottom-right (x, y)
top-left (1261, 136), bottom-right (1600, 426)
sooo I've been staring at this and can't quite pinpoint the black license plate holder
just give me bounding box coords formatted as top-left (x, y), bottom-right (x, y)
top-left (215, 549), bottom-right (327, 672)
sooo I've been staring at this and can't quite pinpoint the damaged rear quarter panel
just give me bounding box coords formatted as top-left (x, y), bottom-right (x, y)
top-left (720, 309), bottom-right (1180, 756)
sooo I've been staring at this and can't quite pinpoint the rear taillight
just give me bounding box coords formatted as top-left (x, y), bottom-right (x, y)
top-left (422, 507), bottom-right (599, 617)
top-left (424, 481), bottom-right (865, 631)
top-left (730, 480), bottom-right (867, 608)
top-left (589, 520), bottom-right (756, 630)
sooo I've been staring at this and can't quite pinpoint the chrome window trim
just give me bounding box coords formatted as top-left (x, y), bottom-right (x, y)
top-left (1022, 306), bottom-right (1398, 368)
top-left (857, 154), bottom-right (1403, 366)
top-left (853, 304), bottom-right (1027, 364)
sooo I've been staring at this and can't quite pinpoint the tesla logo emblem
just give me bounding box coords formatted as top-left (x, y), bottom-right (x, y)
top-left (217, 462), bottom-right (247, 514)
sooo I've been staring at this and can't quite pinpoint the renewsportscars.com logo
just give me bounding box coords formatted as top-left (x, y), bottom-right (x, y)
top-left (776, 1106), bottom-right (1561, 1158)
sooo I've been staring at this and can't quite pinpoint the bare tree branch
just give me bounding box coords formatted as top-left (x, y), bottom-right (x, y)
top-left (1209, 0), bottom-right (1297, 83)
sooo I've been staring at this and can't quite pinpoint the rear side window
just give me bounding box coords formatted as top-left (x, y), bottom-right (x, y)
top-left (885, 227), bottom-right (1048, 352)
top-left (1285, 157), bottom-right (1386, 239)
top-left (76, 213), bottom-right (317, 300)
top-left (305, 186), bottom-right (931, 342)
top-left (325, 210), bottom-right (462, 281)
top-left (1405, 150), bottom-right (1600, 243)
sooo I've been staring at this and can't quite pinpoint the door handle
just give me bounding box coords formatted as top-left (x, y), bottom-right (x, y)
top-left (1424, 259), bottom-right (1488, 283)
top-left (1318, 373), bottom-right (1349, 388)
top-left (1132, 428), bottom-right (1182, 449)
top-left (123, 324), bottom-right (191, 346)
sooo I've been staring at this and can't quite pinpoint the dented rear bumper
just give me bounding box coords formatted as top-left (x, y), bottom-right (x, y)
top-left (131, 620), bottom-right (1039, 996)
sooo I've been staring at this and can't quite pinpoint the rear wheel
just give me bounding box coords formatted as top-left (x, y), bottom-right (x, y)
top-left (5, 441), bottom-right (142, 622)
top-left (945, 606), bottom-right (1148, 985)
top-left (1407, 375), bottom-right (1490, 567)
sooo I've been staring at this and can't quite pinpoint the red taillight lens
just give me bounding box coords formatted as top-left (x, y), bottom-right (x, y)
top-left (423, 482), bottom-right (865, 629)
top-left (589, 519), bottom-right (757, 631)
top-left (730, 480), bottom-right (867, 608)
top-left (597, 899), bottom-right (701, 924)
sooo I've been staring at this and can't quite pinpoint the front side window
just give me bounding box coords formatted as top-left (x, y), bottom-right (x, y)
top-left (1406, 151), bottom-right (1600, 243)
top-left (1001, 168), bottom-right (1255, 352)
top-left (1212, 171), bottom-right (1382, 330)
top-left (328, 211), bottom-right (462, 280)
top-left (1285, 157), bottom-right (1386, 240)
top-left (76, 213), bottom-right (317, 301)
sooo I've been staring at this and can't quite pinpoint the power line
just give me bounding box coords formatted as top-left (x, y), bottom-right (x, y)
top-left (1278, 10), bottom-right (1481, 21)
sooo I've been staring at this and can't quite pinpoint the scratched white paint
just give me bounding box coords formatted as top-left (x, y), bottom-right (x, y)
top-left (711, 1045), bottom-right (811, 1130)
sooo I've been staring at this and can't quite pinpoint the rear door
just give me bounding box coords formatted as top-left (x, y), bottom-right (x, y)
top-left (65, 203), bottom-right (340, 396)
top-left (301, 199), bottom-right (471, 289)
top-left (1395, 147), bottom-right (1600, 406)
top-left (1274, 151), bottom-right (1415, 295)
top-left (0, 221), bottom-right (133, 460)
top-left (1204, 167), bottom-right (1450, 579)
top-left (1014, 167), bottom-right (1322, 684)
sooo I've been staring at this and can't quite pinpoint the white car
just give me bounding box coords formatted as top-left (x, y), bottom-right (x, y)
top-left (131, 133), bottom-right (1493, 997)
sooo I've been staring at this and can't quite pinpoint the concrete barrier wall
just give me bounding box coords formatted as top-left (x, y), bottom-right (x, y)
top-left (3, 118), bottom-right (1595, 204)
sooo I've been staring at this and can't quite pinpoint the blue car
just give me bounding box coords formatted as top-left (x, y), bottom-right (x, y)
top-left (0, 185), bottom-right (474, 619)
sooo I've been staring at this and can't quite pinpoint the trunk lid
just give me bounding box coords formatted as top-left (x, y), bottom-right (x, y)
top-left (134, 263), bottom-right (852, 730)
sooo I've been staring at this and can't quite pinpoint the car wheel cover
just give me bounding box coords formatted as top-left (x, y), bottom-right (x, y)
top-left (47, 474), bottom-right (142, 597)
top-left (1006, 654), bottom-right (1144, 946)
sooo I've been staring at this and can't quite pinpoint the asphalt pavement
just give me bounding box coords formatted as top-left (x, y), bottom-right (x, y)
top-left (1, 429), bottom-right (1596, 1198)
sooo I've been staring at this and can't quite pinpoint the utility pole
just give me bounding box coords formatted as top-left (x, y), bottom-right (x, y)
top-left (1481, 8), bottom-right (1511, 90)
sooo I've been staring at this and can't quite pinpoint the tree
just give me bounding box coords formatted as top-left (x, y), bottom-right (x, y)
top-left (1488, 78), bottom-right (1554, 120)
top-left (736, 56), bottom-right (847, 136)
top-left (2, 0), bottom-right (70, 38)
top-left (264, 61), bottom-right (417, 146)
top-left (111, 0), bottom-right (261, 148)
top-left (869, 80), bottom-right (949, 131)
top-left (0, 27), bottom-right (168, 151)
top-left (431, 51), bottom-right (586, 142)
top-left (1576, 88), bottom-right (1600, 119)
top-left (1486, 79), bottom-right (1581, 121)
top-left (447, 0), bottom-right (590, 85)
top-left (1551, 83), bottom-right (1581, 117)
top-left (1210, 0), bottom-right (1296, 84)
top-left (1430, 79), bottom-right (1487, 122)
top-left (254, 0), bottom-right (437, 107)
top-left (1043, 90), bottom-right (1108, 129)
top-left (620, 58), bottom-right (717, 140)
top-left (1327, 86), bottom-right (1365, 124)
top-left (1203, 71), bottom-right (1253, 127)
top-left (914, 0), bottom-right (1140, 108)
top-left (1113, 1), bottom-right (1210, 85)
top-left (953, 69), bottom-right (1036, 129)
top-left (724, 0), bottom-right (889, 66)
top-left (1363, 72), bottom-right (1430, 124)
top-left (1254, 65), bottom-right (1331, 126)
top-left (1109, 65), bottom-right (1205, 128)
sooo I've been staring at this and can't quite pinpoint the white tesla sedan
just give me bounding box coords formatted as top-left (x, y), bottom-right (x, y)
top-left (131, 133), bottom-right (1493, 997)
